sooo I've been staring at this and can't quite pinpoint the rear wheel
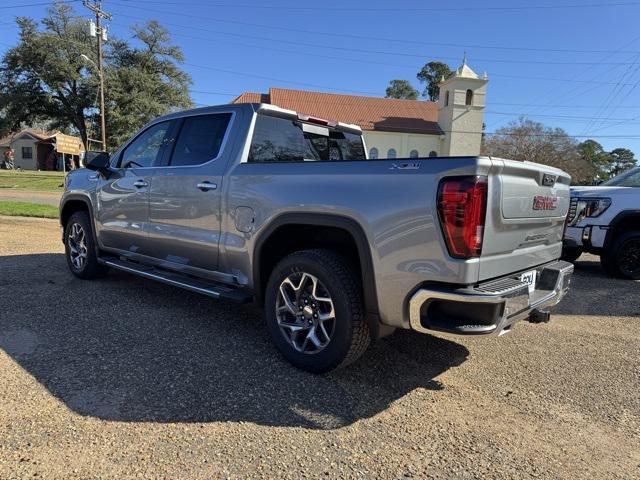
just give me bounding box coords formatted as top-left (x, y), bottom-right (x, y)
top-left (64, 211), bottom-right (109, 279)
top-left (601, 231), bottom-right (640, 280)
top-left (264, 249), bottom-right (370, 373)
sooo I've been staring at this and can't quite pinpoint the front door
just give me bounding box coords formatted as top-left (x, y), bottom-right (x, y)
top-left (146, 112), bottom-right (234, 272)
top-left (95, 120), bottom-right (176, 255)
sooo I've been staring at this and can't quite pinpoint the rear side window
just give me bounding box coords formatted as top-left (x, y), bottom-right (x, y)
top-left (248, 114), bottom-right (365, 163)
top-left (170, 113), bottom-right (232, 166)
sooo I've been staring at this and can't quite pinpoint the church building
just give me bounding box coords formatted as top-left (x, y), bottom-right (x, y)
top-left (233, 57), bottom-right (488, 158)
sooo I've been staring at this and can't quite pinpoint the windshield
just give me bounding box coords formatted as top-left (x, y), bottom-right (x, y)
top-left (602, 167), bottom-right (640, 187)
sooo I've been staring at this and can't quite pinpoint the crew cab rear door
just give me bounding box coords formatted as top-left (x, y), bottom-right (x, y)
top-left (145, 111), bottom-right (237, 272)
top-left (479, 158), bottom-right (571, 280)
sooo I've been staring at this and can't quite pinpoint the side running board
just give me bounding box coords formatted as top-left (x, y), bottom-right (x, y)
top-left (100, 257), bottom-right (253, 304)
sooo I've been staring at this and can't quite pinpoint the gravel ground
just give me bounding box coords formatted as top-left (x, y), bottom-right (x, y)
top-left (0, 215), bottom-right (638, 479)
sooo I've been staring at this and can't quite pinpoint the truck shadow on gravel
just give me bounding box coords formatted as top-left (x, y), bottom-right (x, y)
top-left (1, 253), bottom-right (469, 430)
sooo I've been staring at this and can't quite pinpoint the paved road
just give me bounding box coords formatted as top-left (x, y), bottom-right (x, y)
top-left (0, 216), bottom-right (638, 479)
top-left (0, 189), bottom-right (62, 206)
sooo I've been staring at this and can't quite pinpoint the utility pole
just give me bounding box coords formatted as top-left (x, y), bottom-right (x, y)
top-left (83, 1), bottom-right (111, 151)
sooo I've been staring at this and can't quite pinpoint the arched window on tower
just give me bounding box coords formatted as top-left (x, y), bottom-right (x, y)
top-left (465, 89), bottom-right (473, 106)
top-left (445, 91), bottom-right (450, 106)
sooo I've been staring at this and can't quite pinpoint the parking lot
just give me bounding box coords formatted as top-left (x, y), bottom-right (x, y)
top-left (0, 215), bottom-right (638, 479)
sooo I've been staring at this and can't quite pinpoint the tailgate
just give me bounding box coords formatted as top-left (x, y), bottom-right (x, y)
top-left (479, 158), bottom-right (571, 281)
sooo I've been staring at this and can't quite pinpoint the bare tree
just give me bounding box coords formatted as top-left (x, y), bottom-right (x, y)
top-left (482, 118), bottom-right (594, 184)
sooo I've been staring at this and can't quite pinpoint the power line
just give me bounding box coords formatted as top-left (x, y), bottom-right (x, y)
top-left (585, 61), bottom-right (640, 133)
top-left (581, 53), bottom-right (640, 133)
top-left (488, 73), bottom-right (634, 86)
top-left (5, 2), bottom-right (640, 140)
top-left (4, 23), bottom-right (638, 121)
top-left (484, 110), bottom-right (638, 122)
top-left (105, 14), bottom-right (640, 85)
top-left (117, 0), bottom-right (640, 13)
top-left (111, 1), bottom-right (640, 55)
top-left (184, 62), bottom-right (382, 96)
top-left (190, 90), bottom-right (237, 97)
top-left (485, 34), bottom-right (640, 130)
top-left (490, 101), bottom-right (640, 108)
top-left (0, 0), bottom-right (77, 9)
top-left (7, 15), bottom-right (640, 87)
top-left (107, 4), bottom-right (640, 66)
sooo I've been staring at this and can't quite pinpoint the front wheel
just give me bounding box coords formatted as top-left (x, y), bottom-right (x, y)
top-left (64, 211), bottom-right (109, 279)
top-left (601, 231), bottom-right (640, 280)
top-left (264, 249), bottom-right (370, 373)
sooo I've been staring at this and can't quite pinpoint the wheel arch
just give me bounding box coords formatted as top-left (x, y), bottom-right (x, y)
top-left (60, 194), bottom-right (98, 249)
top-left (603, 209), bottom-right (640, 249)
top-left (253, 213), bottom-right (379, 319)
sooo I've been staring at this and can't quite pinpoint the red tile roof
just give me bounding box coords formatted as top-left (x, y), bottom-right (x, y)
top-left (233, 92), bottom-right (270, 104)
top-left (232, 88), bottom-right (442, 135)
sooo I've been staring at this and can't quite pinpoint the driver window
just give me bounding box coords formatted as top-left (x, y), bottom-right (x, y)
top-left (119, 121), bottom-right (171, 168)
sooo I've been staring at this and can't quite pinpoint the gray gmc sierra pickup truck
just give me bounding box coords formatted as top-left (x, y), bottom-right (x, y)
top-left (60, 102), bottom-right (573, 373)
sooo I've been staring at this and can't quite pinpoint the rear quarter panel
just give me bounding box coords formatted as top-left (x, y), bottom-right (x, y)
top-left (221, 157), bottom-right (493, 328)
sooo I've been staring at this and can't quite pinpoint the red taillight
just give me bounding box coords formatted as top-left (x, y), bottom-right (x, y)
top-left (437, 176), bottom-right (488, 259)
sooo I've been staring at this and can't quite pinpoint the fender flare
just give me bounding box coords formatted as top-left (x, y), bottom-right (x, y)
top-left (252, 212), bottom-right (379, 317)
top-left (603, 209), bottom-right (640, 249)
top-left (59, 194), bottom-right (100, 254)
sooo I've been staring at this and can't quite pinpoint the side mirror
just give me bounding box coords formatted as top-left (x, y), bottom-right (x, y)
top-left (84, 151), bottom-right (111, 173)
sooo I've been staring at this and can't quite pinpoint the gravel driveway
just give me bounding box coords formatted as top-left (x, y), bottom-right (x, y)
top-left (0, 216), bottom-right (638, 479)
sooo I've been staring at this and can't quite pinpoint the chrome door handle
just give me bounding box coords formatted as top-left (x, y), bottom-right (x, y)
top-left (133, 180), bottom-right (148, 188)
top-left (197, 182), bottom-right (217, 191)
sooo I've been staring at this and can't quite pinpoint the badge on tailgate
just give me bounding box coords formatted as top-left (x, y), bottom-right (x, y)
top-left (532, 195), bottom-right (558, 211)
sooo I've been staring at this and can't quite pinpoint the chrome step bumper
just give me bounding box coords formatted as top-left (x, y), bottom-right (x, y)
top-left (409, 260), bottom-right (573, 336)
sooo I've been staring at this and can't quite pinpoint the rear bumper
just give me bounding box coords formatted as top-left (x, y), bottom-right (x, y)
top-left (408, 260), bottom-right (573, 336)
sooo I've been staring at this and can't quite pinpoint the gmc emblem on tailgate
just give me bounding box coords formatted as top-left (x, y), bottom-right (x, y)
top-left (533, 195), bottom-right (558, 211)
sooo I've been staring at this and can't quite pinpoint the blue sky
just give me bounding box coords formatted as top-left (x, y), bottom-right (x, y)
top-left (2, 0), bottom-right (640, 155)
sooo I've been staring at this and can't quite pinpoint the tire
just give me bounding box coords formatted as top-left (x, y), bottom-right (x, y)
top-left (64, 211), bottom-right (109, 279)
top-left (600, 230), bottom-right (640, 280)
top-left (561, 247), bottom-right (582, 263)
top-left (264, 249), bottom-right (371, 374)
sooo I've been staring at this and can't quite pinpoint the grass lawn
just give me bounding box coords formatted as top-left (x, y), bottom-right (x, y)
top-left (0, 170), bottom-right (66, 191)
top-left (0, 201), bottom-right (59, 219)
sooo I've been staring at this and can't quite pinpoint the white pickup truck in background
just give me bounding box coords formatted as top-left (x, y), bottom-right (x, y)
top-left (563, 166), bottom-right (640, 280)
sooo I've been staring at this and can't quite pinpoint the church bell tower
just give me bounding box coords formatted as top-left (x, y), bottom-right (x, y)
top-left (437, 54), bottom-right (488, 156)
